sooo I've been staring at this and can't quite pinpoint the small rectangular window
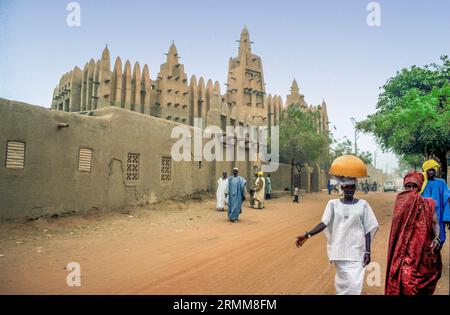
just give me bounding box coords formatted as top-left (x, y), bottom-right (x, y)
top-left (127, 153), bottom-right (140, 181)
top-left (161, 156), bottom-right (171, 181)
top-left (78, 148), bottom-right (92, 173)
top-left (5, 141), bottom-right (25, 169)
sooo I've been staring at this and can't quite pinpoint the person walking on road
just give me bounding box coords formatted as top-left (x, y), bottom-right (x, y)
top-left (225, 168), bottom-right (246, 223)
top-left (364, 180), bottom-right (370, 194)
top-left (372, 181), bottom-right (378, 192)
top-left (253, 171), bottom-right (265, 209)
top-left (265, 174), bottom-right (272, 199)
top-left (327, 179), bottom-right (333, 195)
top-left (293, 186), bottom-right (300, 203)
top-left (420, 159), bottom-right (449, 245)
top-left (249, 173), bottom-right (257, 208)
top-left (385, 171), bottom-right (442, 295)
top-left (296, 155), bottom-right (379, 295)
top-left (216, 171), bottom-right (228, 211)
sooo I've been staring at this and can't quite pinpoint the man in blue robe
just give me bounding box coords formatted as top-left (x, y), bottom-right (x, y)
top-left (421, 159), bottom-right (450, 244)
top-left (225, 168), bottom-right (246, 223)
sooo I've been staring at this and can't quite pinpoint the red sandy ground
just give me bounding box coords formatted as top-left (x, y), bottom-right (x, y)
top-left (0, 192), bottom-right (448, 295)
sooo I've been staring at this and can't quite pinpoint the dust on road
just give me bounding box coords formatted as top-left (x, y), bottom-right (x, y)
top-left (0, 192), bottom-right (448, 294)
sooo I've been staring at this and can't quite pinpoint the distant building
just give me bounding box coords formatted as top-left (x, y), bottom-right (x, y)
top-left (51, 28), bottom-right (281, 130)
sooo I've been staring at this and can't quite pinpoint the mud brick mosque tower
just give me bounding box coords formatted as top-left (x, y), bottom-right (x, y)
top-left (225, 27), bottom-right (271, 128)
top-left (51, 28), bottom-right (288, 131)
top-left (285, 78), bottom-right (329, 135)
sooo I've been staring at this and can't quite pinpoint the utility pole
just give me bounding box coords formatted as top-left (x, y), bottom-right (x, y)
top-left (350, 118), bottom-right (358, 155)
top-left (374, 150), bottom-right (378, 168)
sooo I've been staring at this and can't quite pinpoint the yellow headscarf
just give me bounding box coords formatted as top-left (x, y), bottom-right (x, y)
top-left (258, 171), bottom-right (264, 177)
top-left (420, 159), bottom-right (440, 194)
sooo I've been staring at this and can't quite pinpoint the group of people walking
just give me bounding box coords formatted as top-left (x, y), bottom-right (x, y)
top-left (326, 179), bottom-right (379, 196)
top-left (215, 157), bottom-right (448, 295)
top-left (296, 156), bottom-right (449, 295)
top-left (216, 168), bottom-right (272, 223)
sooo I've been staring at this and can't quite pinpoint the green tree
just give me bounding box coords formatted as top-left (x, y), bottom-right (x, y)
top-left (358, 151), bottom-right (374, 166)
top-left (279, 105), bottom-right (330, 167)
top-left (396, 153), bottom-right (424, 174)
top-left (331, 138), bottom-right (353, 157)
top-left (357, 56), bottom-right (450, 181)
top-left (330, 137), bottom-right (373, 165)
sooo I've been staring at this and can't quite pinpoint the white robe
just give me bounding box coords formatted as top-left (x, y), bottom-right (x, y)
top-left (321, 199), bottom-right (379, 295)
top-left (254, 177), bottom-right (265, 202)
top-left (216, 177), bottom-right (228, 209)
top-left (321, 199), bottom-right (378, 262)
top-left (334, 261), bottom-right (365, 295)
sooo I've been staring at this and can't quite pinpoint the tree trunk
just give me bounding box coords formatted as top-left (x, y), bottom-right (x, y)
top-left (437, 150), bottom-right (448, 183)
top-left (291, 159), bottom-right (294, 196)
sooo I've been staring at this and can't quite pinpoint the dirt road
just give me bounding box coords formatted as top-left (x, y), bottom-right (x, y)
top-left (0, 192), bottom-right (448, 294)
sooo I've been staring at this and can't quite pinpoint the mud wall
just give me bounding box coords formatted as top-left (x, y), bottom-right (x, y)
top-left (0, 98), bottom-right (291, 219)
top-left (0, 99), bottom-right (212, 219)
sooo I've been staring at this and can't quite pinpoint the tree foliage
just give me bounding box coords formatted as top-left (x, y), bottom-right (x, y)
top-left (356, 56), bottom-right (450, 180)
top-left (396, 153), bottom-right (424, 174)
top-left (330, 137), bottom-right (373, 165)
top-left (279, 105), bottom-right (330, 166)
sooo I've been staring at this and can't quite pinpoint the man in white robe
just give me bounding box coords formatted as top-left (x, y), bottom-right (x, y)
top-left (253, 171), bottom-right (265, 209)
top-left (216, 171), bottom-right (228, 211)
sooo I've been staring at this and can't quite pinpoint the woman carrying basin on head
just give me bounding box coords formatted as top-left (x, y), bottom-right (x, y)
top-left (295, 155), bottom-right (379, 295)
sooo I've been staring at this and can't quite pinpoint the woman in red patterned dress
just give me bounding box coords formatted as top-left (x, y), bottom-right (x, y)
top-left (385, 171), bottom-right (442, 295)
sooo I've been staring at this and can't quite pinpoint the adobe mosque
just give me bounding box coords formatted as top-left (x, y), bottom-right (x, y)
top-left (0, 28), bottom-right (330, 219)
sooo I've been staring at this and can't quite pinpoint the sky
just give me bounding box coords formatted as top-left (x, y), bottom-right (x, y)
top-left (1, 0), bottom-right (449, 173)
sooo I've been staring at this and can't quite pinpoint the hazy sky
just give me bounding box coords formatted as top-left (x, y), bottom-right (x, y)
top-left (1, 0), bottom-right (449, 172)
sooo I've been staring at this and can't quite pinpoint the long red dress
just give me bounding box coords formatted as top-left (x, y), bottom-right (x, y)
top-left (385, 190), bottom-right (442, 295)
